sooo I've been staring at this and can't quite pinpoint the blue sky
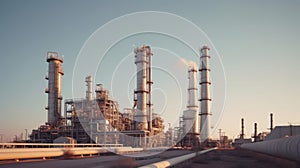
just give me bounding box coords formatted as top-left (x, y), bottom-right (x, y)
top-left (0, 0), bottom-right (299, 141)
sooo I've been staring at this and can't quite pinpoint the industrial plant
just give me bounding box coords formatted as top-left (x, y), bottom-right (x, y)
top-left (29, 45), bottom-right (217, 148)
top-left (28, 44), bottom-right (300, 155)
top-left (3, 44), bottom-right (300, 166)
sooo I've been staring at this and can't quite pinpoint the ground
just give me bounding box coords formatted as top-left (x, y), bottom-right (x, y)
top-left (175, 148), bottom-right (300, 168)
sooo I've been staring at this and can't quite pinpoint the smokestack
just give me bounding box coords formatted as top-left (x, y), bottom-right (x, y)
top-left (199, 45), bottom-right (212, 142)
top-left (85, 75), bottom-right (93, 101)
top-left (187, 63), bottom-right (198, 110)
top-left (134, 45), bottom-right (152, 130)
top-left (45, 52), bottom-right (64, 127)
top-left (254, 123), bottom-right (257, 142)
top-left (241, 118), bottom-right (245, 139)
top-left (270, 113), bottom-right (273, 131)
top-left (183, 64), bottom-right (199, 135)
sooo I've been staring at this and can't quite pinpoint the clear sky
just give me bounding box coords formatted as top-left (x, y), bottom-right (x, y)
top-left (0, 0), bottom-right (299, 142)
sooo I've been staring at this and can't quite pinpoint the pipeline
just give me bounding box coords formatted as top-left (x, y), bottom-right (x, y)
top-left (139, 147), bottom-right (217, 168)
top-left (241, 134), bottom-right (300, 162)
top-left (0, 146), bottom-right (141, 161)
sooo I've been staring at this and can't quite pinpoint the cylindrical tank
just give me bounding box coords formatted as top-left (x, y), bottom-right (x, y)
top-left (199, 45), bottom-right (212, 142)
top-left (241, 135), bottom-right (300, 162)
top-left (85, 75), bottom-right (93, 101)
top-left (46, 52), bottom-right (64, 127)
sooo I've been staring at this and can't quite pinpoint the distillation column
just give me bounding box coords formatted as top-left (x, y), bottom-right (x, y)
top-left (134, 46), bottom-right (151, 130)
top-left (45, 52), bottom-right (64, 127)
top-left (85, 75), bottom-right (93, 101)
top-left (182, 63), bottom-right (199, 146)
top-left (199, 45), bottom-right (212, 142)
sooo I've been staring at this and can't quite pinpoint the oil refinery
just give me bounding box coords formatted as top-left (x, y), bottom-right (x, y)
top-left (28, 45), bottom-right (217, 149)
top-left (1, 44), bottom-right (300, 167)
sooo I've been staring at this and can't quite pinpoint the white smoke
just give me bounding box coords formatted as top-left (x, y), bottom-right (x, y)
top-left (178, 58), bottom-right (197, 69)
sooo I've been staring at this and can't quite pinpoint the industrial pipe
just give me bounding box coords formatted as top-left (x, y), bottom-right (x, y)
top-left (0, 146), bottom-right (141, 161)
top-left (241, 135), bottom-right (300, 162)
top-left (139, 147), bottom-right (217, 168)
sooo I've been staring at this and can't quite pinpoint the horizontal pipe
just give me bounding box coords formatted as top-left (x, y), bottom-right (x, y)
top-left (241, 135), bottom-right (300, 162)
top-left (139, 147), bottom-right (217, 168)
top-left (0, 147), bottom-right (141, 161)
top-left (0, 143), bottom-right (123, 148)
top-left (0, 148), bottom-right (65, 160)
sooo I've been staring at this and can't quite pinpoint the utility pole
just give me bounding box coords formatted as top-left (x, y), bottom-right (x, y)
top-left (288, 122), bottom-right (293, 136)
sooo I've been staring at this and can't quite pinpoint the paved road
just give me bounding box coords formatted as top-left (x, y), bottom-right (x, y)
top-left (0, 150), bottom-right (192, 168)
top-left (175, 149), bottom-right (300, 168)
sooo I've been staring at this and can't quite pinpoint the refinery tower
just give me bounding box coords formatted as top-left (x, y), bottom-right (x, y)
top-left (133, 45), bottom-right (153, 132)
top-left (45, 52), bottom-right (64, 127)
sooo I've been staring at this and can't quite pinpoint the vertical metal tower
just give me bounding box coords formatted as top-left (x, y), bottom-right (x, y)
top-left (199, 45), bottom-right (212, 142)
top-left (45, 52), bottom-right (64, 127)
top-left (85, 75), bottom-right (93, 101)
top-left (146, 47), bottom-right (153, 132)
top-left (134, 45), bottom-right (152, 131)
top-left (182, 64), bottom-right (199, 147)
top-left (241, 118), bottom-right (245, 139)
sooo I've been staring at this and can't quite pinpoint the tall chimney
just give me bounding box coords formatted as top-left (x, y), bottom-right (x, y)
top-left (183, 64), bottom-right (199, 135)
top-left (241, 118), bottom-right (245, 139)
top-left (199, 45), bottom-right (212, 142)
top-left (254, 123), bottom-right (257, 142)
top-left (270, 113), bottom-right (273, 131)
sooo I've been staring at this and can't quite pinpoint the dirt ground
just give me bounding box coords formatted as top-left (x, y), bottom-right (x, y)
top-left (175, 148), bottom-right (300, 168)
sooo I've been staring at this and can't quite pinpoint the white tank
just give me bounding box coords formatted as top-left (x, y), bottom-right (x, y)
top-left (199, 45), bottom-right (212, 141)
